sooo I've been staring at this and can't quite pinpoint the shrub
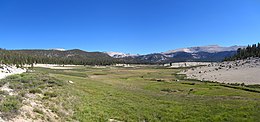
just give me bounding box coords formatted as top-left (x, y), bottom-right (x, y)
top-left (44, 92), bottom-right (58, 97)
top-left (29, 88), bottom-right (42, 94)
top-left (0, 90), bottom-right (7, 95)
top-left (93, 73), bottom-right (107, 75)
top-left (0, 81), bottom-right (6, 87)
top-left (33, 108), bottom-right (44, 114)
top-left (0, 96), bottom-right (21, 113)
top-left (181, 82), bottom-right (195, 85)
top-left (6, 75), bottom-right (21, 80)
top-left (18, 91), bottom-right (26, 97)
top-left (161, 88), bottom-right (180, 93)
top-left (20, 77), bottom-right (30, 83)
top-left (161, 88), bottom-right (173, 92)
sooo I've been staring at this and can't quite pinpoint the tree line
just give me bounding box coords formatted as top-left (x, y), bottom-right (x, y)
top-left (224, 43), bottom-right (260, 61)
top-left (0, 49), bottom-right (120, 66)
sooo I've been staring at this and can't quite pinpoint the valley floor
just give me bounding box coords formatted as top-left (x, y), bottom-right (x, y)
top-left (0, 65), bottom-right (259, 121)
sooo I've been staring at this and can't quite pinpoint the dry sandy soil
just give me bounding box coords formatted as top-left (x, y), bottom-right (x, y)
top-left (0, 65), bottom-right (26, 79)
top-left (33, 64), bottom-right (78, 69)
top-left (181, 58), bottom-right (260, 85)
top-left (168, 62), bottom-right (211, 68)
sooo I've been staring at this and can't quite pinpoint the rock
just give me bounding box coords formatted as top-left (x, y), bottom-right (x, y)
top-left (156, 79), bottom-right (165, 82)
top-left (68, 81), bottom-right (74, 84)
top-left (109, 119), bottom-right (122, 122)
top-left (0, 117), bottom-right (6, 122)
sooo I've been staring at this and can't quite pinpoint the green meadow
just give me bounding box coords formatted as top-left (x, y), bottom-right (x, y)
top-left (1, 65), bottom-right (260, 121)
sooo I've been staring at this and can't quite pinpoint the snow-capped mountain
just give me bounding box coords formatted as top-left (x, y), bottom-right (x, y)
top-left (105, 45), bottom-right (245, 63)
top-left (50, 48), bottom-right (66, 51)
top-left (160, 45), bottom-right (245, 61)
top-left (119, 45), bottom-right (245, 63)
top-left (106, 52), bottom-right (137, 58)
top-left (163, 45), bottom-right (244, 54)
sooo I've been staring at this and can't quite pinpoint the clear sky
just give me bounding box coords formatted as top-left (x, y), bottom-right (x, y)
top-left (0, 0), bottom-right (260, 54)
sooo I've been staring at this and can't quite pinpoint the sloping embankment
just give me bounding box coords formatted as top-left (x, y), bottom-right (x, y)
top-left (0, 65), bottom-right (26, 79)
top-left (181, 58), bottom-right (260, 85)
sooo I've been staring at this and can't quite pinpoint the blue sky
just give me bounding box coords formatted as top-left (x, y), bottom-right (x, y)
top-left (0, 0), bottom-right (260, 54)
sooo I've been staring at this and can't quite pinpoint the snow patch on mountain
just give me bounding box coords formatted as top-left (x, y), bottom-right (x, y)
top-left (163, 45), bottom-right (244, 54)
top-left (50, 48), bottom-right (66, 51)
top-left (0, 65), bottom-right (26, 79)
top-left (106, 45), bottom-right (245, 63)
top-left (106, 52), bottom-right (137, 58)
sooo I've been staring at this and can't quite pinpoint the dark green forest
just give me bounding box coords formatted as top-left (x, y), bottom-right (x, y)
top-left (0, 49), bottom-right (120, 66)
top-left (224, 43), bottom-right (260, 61)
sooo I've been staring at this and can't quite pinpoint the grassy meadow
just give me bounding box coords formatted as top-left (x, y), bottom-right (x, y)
top-left (1, 65), bottom-right (260, 121)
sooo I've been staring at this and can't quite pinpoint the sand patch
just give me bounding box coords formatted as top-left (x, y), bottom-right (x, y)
top-left (0, 65), bottom-right (26, 80)
top-left (181, 58), bottom-right (260, 85)
top-left (32, 64), bottom-right (78, 69)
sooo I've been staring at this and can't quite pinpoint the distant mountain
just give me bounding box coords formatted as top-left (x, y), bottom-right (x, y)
top-left (0, 45), bottom-right (245, 65)
top-left (161, 45), bottom-right (244, 62)
top-left (118, 45), bottom-right (245, 63)
top-left (106, 52), bottom-right (137, 58)
top-left (50, 48), bottom-right (66, 51)
top-left (129, 53), bottom-right (169, 64)
top-left (163, 45), bottom-right (244, 54)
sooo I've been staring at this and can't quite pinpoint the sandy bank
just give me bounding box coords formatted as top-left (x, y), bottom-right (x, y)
top-left (0, 65), bottom-right (26, 80)
top-left (32, 64), bottom-right (79, 69)
top-left (180, 58), bottom-right (260, 85)
top-left (166, 62), bottom-right (211, 68)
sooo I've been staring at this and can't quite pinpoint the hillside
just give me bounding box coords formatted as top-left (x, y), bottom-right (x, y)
top-left (0, 49), bottom-right (118, 65)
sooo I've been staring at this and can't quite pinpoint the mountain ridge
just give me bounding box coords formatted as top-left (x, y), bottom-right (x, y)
top-left (163, 45), bottom-right (244, 54)
top-left (106, 45), bottom-right (245, 63)
top-left (106, 45), bottom-right (244, 58)
top-left (0, 45), bottom-right (245, 65)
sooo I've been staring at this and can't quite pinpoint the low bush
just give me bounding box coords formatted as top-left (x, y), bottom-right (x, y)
top-left (92, 73), bottom-right (107, 75)
top-left (29, 88), bottom-right (42, 94)
top-left (33, 108), bottom-right (44, 114)
top-left (44, 92), bottom-right (58, 97)
top-left (0, 96), bottom-right (21, 113)
top-left (182, 82), bottom-right (195, 85)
